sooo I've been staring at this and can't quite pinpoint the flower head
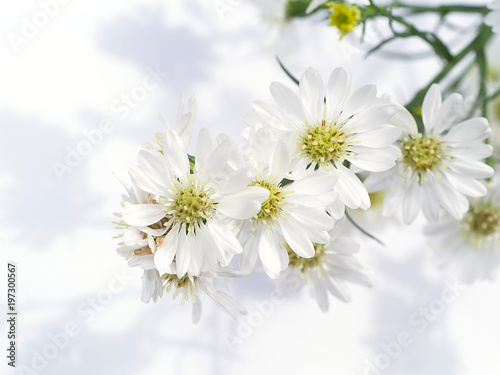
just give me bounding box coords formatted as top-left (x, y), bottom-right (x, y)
top-left (246, 67), bottom-right (401, 218)
top-left (280, 218), bottom-right (371, 310)
top-left (365, 84), bottom-right (494, 224)
top-left (327, 2), bottom-right (361, 39)
top-left (238, 140), bottom-right (338, 278)
top-left (425, 184), bottom-right (500, 284)
top-left (122, 127), bottom-right (269, 278)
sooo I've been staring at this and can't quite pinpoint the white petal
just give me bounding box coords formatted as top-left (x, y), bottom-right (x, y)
top-left (326, 67), bottom-right (353, 121)
top-left (364, 172), bottom-right (391, 193)
top-left (192, 296), bottom-right (203, 324)
top-left (443, 117), bottom-right (490, 145)
top-left (138, 149), bottom-right (172, 187)
top-left (280, 218), bottom-right (315, 258)
top-left (447, 159), bottom-right (494, 179)
top-left (422, 84), bottom-right (442, 133)
top-left (390, 101), bottom-right (418, 134)
top-left (325, 276), bottom-right (352, 302)
top-left (334, 164), bottom-right (370, 209)
top-left (444, 171), bottom-right (488, 197)
top-left (348, 146), bottom-right (401, 172)
top-left (314, 282), bottom-right (330, 311)
top-left (195, 128), bottom-right (213, 173)
top-left (240, 228), bottom-right (261, 273)
top-left (188, 233), bottom-right (204, 276)
top-left (154, 227), bottom-right (179, 272)
top-left (252, 101), bottom-right (295, 131)
top-left (289, 171), bottom-right (337, 195)
top-left (353, 125), bottom-right (402, 148)
top-left (402, 182), bottom-right (421, 224)
top-left (431, 92), bottom-right (463, 134)
top-left (288, 206), bottom-right (334, 231)
top-left (217, 187), bottom-right (270, 220)
top-left (176, 230), bottom-right (191, 277)
top-left (164, 129), bottom-right (190, 178)
top-left (299, 67), bottom-right (325, 121)
top-left (270, 82), bottom-right (305, 121)
top-left (122, 204), bottom-right (165, 227)
top-left (433, 180), bottom-right (469, 220)
top-left (341, 84), bottom-right (377, 120)
top-left (344, 103), bottom-right (396, 133)
top-left (259, 229), bottom-right (282, 278)
top-left (176, 94), bottom-right (197, 148)
top-left (129, 165), bottom-right (168, 197)
top-left (270, 140), bottom-right (291, 181)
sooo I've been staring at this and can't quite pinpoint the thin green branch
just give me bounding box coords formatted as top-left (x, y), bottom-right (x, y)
top-left (276, 57), bottom-right (300, 86)
top-left (346, 210), bottom-right (385, 246)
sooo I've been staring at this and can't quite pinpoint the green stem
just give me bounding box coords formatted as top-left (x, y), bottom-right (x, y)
top-left (389, 3), bottom-right (489, 15)
top-left (346, 210), bottom-right (384, 246)
top-left (406, 25), bottom-right (493, 111)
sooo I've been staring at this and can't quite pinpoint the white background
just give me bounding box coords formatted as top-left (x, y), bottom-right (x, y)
top-left (1, 1), bottom-right (500, 374)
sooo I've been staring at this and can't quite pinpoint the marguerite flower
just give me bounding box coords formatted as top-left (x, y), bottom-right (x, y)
top-left (365, 84), bottom-right (494, 224)
top-left (157, 263), bottom-right (246, 324)
top-left (425, 184), bottom-right (500, 284)
top-left (485, 0), bottom-right (500, 34)
top-left (122, 128), bottom-right (270, 278)
top-left (280, 217), bottom-right (371, 310)
top-left (113, 173), bottom-right (167, 303)
top-left (246, 67), bottom-right (401, 218)
top-left (238, 140), bottom-right (338, 278)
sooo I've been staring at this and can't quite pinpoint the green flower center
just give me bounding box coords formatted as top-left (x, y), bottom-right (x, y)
top-left (287, 243), bottom-right (326, 273)
top-left (298, 120), bottom-right (350, 167)
top-left (401, 134), bottom-right (445, 177)
top-left (164, 177), bottom-right (215, 230)
top-left (250, 179), bottom-right (287, 227)
top-left (327, 2), bottom-right (361, 39)
top-left (463, 204), bottom-right (500, 238)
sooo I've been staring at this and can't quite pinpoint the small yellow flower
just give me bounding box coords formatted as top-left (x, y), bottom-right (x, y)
top-left (327, 2), bottom-right (361, 39)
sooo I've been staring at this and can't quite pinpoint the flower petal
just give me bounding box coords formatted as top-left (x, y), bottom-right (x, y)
top-left (122, 204), bottom-right (166, 227)
top-left (299, 67), bottom-right (325, 121)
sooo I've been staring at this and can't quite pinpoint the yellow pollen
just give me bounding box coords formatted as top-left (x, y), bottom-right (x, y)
top-left (250, 179), bottom-right (288, 229)
top-left (400, 133), bottom-right (445, 181)
top-left (298, 119), bottom-right (350, 168)
top-left (327, 2), bottom-right (362, 40)
top-left (286, 242), bottom-right (327, 274)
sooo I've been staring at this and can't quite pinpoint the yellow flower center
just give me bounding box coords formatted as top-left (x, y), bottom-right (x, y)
top-left (400, 134), bottom-right (446, 180)
top-left (250, 179), bottom-right (288, 228)
top-left (298, 119), bottom-right (351, 168)
top-left (463, 204), bottom-right (500, 238)
top-left (327, 2), bottom-right (361, 39)
top-left (162, 176), bottom-right (215, 231)
top-left (287, 243), bottom-right (326, 273)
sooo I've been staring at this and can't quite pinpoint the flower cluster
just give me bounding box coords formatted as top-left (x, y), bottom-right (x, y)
top-left (114, 57), bottom-right (498, 322)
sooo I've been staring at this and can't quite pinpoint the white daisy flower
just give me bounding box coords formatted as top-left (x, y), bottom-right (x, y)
top-left (114, 174), bottom-right (166, 303)
top-left (425, 184), bottom-right (500, 284)
top-left (161, 263), bottom-right (246, 324)
top-left (247, 67), bottom-right (401, 218)
top-left (279, 217), bottom-right (371, 311)
top-left (122, 128), bottom-right (270, 278)
top-left (365, 84), bottom-right (494, 224)
top-left (486, 0), bottom-right (500, 34)
top-left (238, 140), bottom-right (338, 279)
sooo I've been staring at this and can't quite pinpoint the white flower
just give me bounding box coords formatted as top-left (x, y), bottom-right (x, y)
top-left (238, 140), bottom-right (338, 279)
top-left (161, 263), bottom-right (246, 324)
top-left (365, 84), bottom-right (494, 224)
top-left (279, 217), bottom-right (371, 311)
top-left (114, 174), bottom-right (167, 303)
top-left (246, 67), bottom-right (401, 218)
top-left (486, 0), bottom-right (500, 34)
top-left (122, 128), bottom-right (270, 278)
top-left (425, 184), bottom-right (500, 284)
